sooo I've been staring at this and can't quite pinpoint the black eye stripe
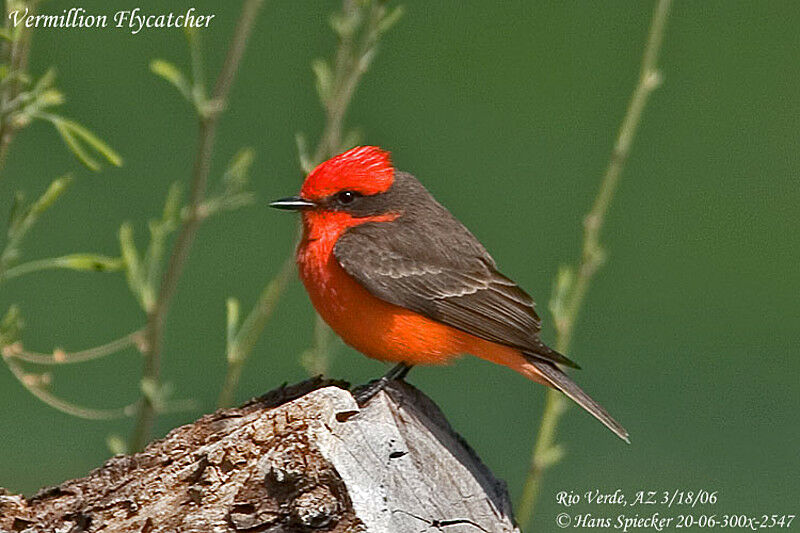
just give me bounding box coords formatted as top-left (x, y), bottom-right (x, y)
top-left (324, 189), bottom-right (391, 217)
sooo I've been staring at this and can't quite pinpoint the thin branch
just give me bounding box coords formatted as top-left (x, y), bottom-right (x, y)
top-left (217, 258), bottom-right (294, 408)
top-left (516, 1), bottom-right (672, 528)
top-left (2, 329), bottom-right (143, 365)
top-left (129, 0), bottom-right (265, 453)
top-left (1, 254), bottom-right (123, 282)
top-left (0, 176), bottom-right (73, 284)
top-left (312, 0), bottom-right (386, 164)
top-left (0, 1), bottom-right (36, 176)
top-left (211, 0), bottom-right (263, 108)
top-left (3, 353), bottom-right (136, 420)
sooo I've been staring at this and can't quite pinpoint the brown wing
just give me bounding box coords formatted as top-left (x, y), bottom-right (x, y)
top-left (334, 217), bottom-right (578, 369)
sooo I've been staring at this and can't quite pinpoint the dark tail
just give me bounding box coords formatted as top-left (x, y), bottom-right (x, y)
top-left (529, 340), bottom-right (581, 369)
top-left (528, 356), bottom-right (630, 443)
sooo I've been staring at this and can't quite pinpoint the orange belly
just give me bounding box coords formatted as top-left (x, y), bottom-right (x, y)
top-left (299, 247), bottom-right (463, 364)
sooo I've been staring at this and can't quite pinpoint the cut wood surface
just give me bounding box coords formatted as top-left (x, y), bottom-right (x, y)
top-left (0, 378), bottom-right (520, 532)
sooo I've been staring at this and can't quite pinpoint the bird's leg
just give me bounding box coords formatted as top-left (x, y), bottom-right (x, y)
top-left (388, 362), bottom-right (412, 381)
top-left (354, 362), bottom-right (413, 406)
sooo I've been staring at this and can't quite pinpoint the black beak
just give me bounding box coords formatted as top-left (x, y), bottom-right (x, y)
top-left (269, 196), bottom-right (316, 211)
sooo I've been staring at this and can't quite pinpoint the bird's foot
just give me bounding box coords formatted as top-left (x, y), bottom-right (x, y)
top-left (353, 363), bottom-right (412, 407)
top-left (353, 376), bottom-right (391, 406)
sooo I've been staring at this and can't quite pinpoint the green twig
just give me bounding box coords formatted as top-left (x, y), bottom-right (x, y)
top-left (516, 1), bottom-right (672, 528)
top-left (311, 0), bottom-right (397, 164)
top-left (0, 0), bottom-right (35, 175)
top-left (1, 254), bottom-right (123, 281)
top-left (2, 351), bottom-right (137, 420)
top-left (217, 258), bottom-right (294, 408)
top-left (2, 329), bottom-right (143, 365)
top-left (0, 2), bottom-right (119, 175)
top-left (37, 112), bottom-right (123, 171)
top-left (0, 176), bottom-right (72, 283)
top-left (128, 0), bottom-right (265, 452)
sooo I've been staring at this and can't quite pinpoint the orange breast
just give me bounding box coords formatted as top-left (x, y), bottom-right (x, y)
top-left (298, 243), bottom-right (466, 364)
top-left (297, 211), bottom-right (472, 365)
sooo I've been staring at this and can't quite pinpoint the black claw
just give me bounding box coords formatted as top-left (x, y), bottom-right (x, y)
top-left (354, 377), bottom-right (389, 406)
top-left (353, 363), bottom-right (413, 406)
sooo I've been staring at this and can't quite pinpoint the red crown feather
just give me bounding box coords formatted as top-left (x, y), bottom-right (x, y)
top-left (301, 146), bottom-right (394, 199)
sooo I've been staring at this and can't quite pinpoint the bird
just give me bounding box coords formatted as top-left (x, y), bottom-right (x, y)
top-left (270, 145), bottom-right (628, 442)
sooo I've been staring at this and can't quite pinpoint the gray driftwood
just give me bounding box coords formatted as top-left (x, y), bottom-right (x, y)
top-left (0, 378), bottom-right (519, 532)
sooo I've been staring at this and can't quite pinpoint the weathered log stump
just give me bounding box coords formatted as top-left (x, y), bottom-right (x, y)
top-left (0, 378), bottom-right (519, 532)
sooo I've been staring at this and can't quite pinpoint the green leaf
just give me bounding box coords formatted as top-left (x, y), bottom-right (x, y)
top-left (235, 259), bottom-right (295, 363)
top-left (139, 379), bottom-right (185, 413)
top-left (60, 254), bottom-right (124, 272)
top-left (119, 223), bottom-right (140, 278)
top-left (548, 265), bottom-right (575, 323)
top-left (52, 120), bottom-right (100, 171)
top-left (534, 443), bottom-right (566, 469)
top-left (58, 117), bottom-right (123, 168)
top-left (0, 305), bottom-right (23, 347)
top-left (161, 181), bottom-right (183, 228)
top-left (140, 377), bottom-right (162, 407)
top-left (40, 112), bottom-right (122, 171)
top-left (144, 182), bottom-right (182, 292)
top-left (184, 28), bottom-right (206, 106)
top-left (329, 10), bottom-right (362, 38)
top-left (377, 5), bottom-right (405, 34)
top-left (200, 149), bottom-right (256, 218)
top-left (37, 88), bottom-right (65, 109)
top-left (295, 133), bottom-right (314, 174)
top-left (226, 297), bottom-right (240, 361)
top-left (223, 147), bottom-right (255, 191)
top-left (106, 434), bottom-right (128, 455)
top-left (150, 59), bottom-right (193, 102)
top-left (30, 176), bottom-right (73, 217)
top-left (119, 223), bottom-right (152, 310)
top-left (311, 58), bottom-right (333, 105)
top-left (2, 254), bottom-right (123, 281)
top-left (1, 178), bottom-right (72, 278)
top-left (6, 192), bottom-right (26, 238)
top-left (5, 176), bottom-right (72, 241)
top-left (32, 68), bottom-right (57, 94)
top-left (7, 70), bottom-right (30, 86)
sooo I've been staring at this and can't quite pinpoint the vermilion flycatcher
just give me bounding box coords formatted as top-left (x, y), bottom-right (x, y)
top-left (271, 146), bottom-right (628, 442)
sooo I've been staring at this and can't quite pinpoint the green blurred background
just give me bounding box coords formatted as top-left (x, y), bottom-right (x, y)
top-left (1, 0), bottom-right (798, 529)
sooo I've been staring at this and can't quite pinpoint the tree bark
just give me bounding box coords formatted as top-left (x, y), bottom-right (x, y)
top-left (0, 378), bottom-right (519, 532)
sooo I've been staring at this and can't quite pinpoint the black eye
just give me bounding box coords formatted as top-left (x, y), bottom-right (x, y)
top-left (337, 190), bottom-right (358, 205)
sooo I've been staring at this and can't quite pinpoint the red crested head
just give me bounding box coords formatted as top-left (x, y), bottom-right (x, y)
top-left (300, 146), bottom-right (394, 201)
